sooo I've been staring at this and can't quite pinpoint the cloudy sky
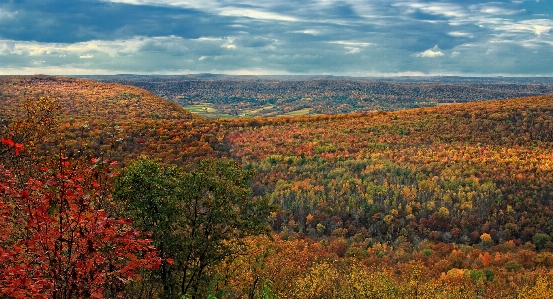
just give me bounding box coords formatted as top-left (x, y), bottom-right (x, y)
top-left (0, 0), bottom-right (552, 76)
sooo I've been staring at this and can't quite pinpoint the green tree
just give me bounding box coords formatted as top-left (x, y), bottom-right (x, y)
top-left (113, 157), bottom-right (182, 297)
top-left (533, 233), bottom-right (551, 250)
top-left (114, 158), bottom-right (275, 298)
top-left (505, 260), bottom-right (523, 272)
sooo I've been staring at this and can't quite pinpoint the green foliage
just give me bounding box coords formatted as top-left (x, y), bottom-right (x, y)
top-left (113, 157), bottom-right (182, 297)
top-left (114, 157), bottom-right (276, 298)
top-left (469, 270), bottom-right (484, 285)
top-left (256, 281), bottom-right (280, 299)
top-left (314, 145), bottom-right (337, 154)
top-left (533, 233), bottom-right (551, 250)
top-left (505, 260), bottom-right (523, 272)
top-left (484, 268), bottom-right (494, 282)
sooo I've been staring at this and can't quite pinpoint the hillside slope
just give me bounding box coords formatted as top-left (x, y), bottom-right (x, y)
top-left (223, 95), bottom-right (553, 246)
top-left (0, 75), bottom-right (196, 121)
top-left (0, 75), bottom-right (222, 163)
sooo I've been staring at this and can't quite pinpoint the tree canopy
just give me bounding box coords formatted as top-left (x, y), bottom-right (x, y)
top-left (114, 157), bottom-right (275, 298)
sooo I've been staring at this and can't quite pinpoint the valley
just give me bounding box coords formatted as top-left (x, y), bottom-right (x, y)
top-left (81, 74), bottom-right (553, 118)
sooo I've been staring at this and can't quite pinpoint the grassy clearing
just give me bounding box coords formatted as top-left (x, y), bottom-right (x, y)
top-left (183, 104), bottom-right (234, 118)
top-left (281, 108), bottom-right (312, 116)
top-left (247, 105), bottom-right (274, 114)
top-left (243, 105), bottom-right (276, 117)
top-left (183, 104), bottom-right (216, 113)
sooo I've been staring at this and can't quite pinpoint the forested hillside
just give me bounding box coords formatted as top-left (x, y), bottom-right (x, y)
top-left (223, 96), bottom-right (553, 246)
top-left (2, 75), bottom-right (553, 298)
top-left (0, 75), bottom-right (223, 164)
top-left (87, 75), bottom-right (553, 118)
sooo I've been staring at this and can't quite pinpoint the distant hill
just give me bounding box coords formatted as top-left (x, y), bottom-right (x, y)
top-left (78, 75), bottom-right (553, 118)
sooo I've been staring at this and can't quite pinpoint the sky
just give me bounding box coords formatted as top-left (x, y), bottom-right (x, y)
top-left (0, 0), bottom-right (552, 76)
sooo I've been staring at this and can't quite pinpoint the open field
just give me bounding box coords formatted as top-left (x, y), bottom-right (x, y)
top-left (183, 104), bottom-right (234, 118)
top-left (281, 108), bottom-right (312, 116)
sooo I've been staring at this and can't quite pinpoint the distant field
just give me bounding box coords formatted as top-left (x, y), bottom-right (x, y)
top-left (281, 108), bottom-right (312, 116)
top-left (183, 104), bottom-right (216, 112)
top-left (243, 105), bottom-right (275, 117)
top-left (183, 104), bottom-right (233, 118)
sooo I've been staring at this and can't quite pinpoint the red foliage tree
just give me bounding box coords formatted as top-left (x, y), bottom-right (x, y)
top-left (0, 148), bottom-right (160, 298)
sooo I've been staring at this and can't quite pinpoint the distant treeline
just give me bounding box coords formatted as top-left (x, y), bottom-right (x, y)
top-left (82, 75), bottom-right (553, 118)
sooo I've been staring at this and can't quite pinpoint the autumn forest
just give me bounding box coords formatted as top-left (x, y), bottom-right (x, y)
top-left (2, 75), bottom-right (553, 298)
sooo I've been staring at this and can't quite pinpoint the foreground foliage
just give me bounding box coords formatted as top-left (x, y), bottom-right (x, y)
top-left (114, 158), bottom-right (275, 298)
top-left (216, 234), bottom-right (553, 298)
top-left (0, 155), bottom-right (160, 298)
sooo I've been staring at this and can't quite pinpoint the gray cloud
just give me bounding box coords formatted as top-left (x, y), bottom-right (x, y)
top-left (0, 0), bottom-right (552, 76)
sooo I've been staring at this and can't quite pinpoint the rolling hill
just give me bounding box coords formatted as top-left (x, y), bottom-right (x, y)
top-left (3, 75), bottom-right (553, 297)
top-left (2, 76), bottom-right (553, 246)
top-left (0, 75), bottom-right (222, 163)
top-left (3, 75), bottom-right (553, 246)
top-left (222, 95), bottom-right (553, 245)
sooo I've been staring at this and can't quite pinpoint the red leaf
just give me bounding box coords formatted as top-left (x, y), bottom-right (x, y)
top-left (20, 190), bottom-right (29, 199)
top-left (1, 138), bottom-right (14, 147)
top-left (0, 163), bottom-right (160, 298)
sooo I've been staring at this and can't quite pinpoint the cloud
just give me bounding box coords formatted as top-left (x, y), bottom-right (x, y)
top-left (103, 0), bottom-right (298, 22)
top-left (222, 43), bottom-right (236, 49)
top-left (448, 31), bottom-right (473, 38)
top-left (417, 45), bottom-right (444, 58)
top-left (219, 8), bottom-right (297, 22)
top-left (289, 29), bottom-right (322, 35)
top-left (328, 40), bottom-right (373, 54)
top-left (1, 0), bottom-right (553, 76)
top-left (195, 37), bottom-right (224, 42)
top-left (396, 2), bottom-right (467, 18)
top-left (0, 38), bottom-right (139, 58)
top-left (100, 0), bottom-right (219, 11)
top-left (495, 19), bottom-right (553, 36)
top-left (533, 25), bottom-right (551, 36)
top-left (328, 41), bottom-right (373, 47)
top-left (472, 4), bottom-right (523, 16)
top-left (0, 8), bottom-right (17, 21)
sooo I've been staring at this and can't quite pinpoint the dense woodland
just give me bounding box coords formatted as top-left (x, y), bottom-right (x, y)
top-left (87, 75), bottom-right (553, 118)
top-left (2, 75), bottom-right (553, 298)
